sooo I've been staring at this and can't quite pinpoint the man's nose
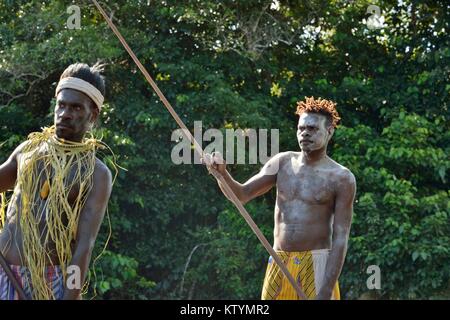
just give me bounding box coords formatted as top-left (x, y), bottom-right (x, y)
top-left (58, 108), bottom-right (73, 120)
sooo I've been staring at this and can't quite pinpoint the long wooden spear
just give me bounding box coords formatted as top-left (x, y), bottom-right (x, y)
top-left (91, 0), bottom-right (306, 300)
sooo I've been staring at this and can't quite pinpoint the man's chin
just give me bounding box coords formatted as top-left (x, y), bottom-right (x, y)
top-left (299, 145), bottom-right (316, 153)
top-left (299, 143), bottom-right (310, 152)
top-left (55, 127), bottom-right (72, 140)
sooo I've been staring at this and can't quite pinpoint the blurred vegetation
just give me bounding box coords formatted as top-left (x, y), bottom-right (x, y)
top-left (0, 0), bottom-right (448, 299)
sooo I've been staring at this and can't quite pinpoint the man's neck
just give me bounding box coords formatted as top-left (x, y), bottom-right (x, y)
top-left (300, 147), bottom-right (327, 165)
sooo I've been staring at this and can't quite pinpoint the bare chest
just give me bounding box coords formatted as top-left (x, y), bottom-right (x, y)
top-left (276, 160), bottom-right (336, 205)
top-left (17, 151), bottom-right (84, 211)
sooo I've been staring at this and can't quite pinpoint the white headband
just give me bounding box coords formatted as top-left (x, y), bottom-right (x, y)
top-left (55, 77), bottom-right (104, 111)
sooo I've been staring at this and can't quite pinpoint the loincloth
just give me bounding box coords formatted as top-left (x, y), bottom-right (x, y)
top-left (0, 264), bottom-right (64, 300)
top-left (261, 249), bottom-right (340, 300)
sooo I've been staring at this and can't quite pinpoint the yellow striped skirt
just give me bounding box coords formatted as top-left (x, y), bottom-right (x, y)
top-left (261, 250), bottom-right (340, 300)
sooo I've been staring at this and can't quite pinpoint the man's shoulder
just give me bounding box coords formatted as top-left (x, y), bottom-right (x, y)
top-left (264, 151), bottom-right (298, 169)
top-left (14, 140), bottom-right (35, 156)
top-left (94, 158), bottom-right (113, 183)
top-left (272, 151), bottom-right (299, 163)
top-left (328, 159), bottom-right (356, 185)
top-left (260, 151), bottom-right (296, 176)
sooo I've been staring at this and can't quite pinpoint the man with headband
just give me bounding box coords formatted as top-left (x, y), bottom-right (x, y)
top-left (0, 63), bottom-right (112, 300)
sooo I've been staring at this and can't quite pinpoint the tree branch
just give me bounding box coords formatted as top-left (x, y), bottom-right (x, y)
top-left (178, 242), bottom-right (209, 299)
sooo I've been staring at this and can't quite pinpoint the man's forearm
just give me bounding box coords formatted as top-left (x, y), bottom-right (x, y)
top-left (318, 241), bottom-right (347, 299)
top-left (217, 170), bottom-right (247, 203)
top-left (62, 245), bottom-right (92, 300)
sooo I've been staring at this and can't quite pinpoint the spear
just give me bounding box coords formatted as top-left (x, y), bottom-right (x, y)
top-left (91, 0), bottom-right (307, 300)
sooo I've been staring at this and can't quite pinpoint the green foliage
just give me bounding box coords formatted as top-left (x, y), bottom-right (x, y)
top-left (0, 0), bottom-right (448, 299)
top-left (333, 114), bottom-right (449, 299)
top-left (89, 250), bottom-right (156, 299)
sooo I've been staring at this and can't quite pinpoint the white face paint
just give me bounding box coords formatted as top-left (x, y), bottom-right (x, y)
top-left (296, 113), bottom-right (333, 152)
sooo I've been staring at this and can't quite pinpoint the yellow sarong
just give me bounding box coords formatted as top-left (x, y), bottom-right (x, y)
top-left (261, 250), bottom-right (340, 300)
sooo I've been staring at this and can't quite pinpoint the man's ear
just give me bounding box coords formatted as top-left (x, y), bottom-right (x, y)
top-left (90, 105), bottom-right (99, 123)
top-left (327, 126), bottom-right (335, 139)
